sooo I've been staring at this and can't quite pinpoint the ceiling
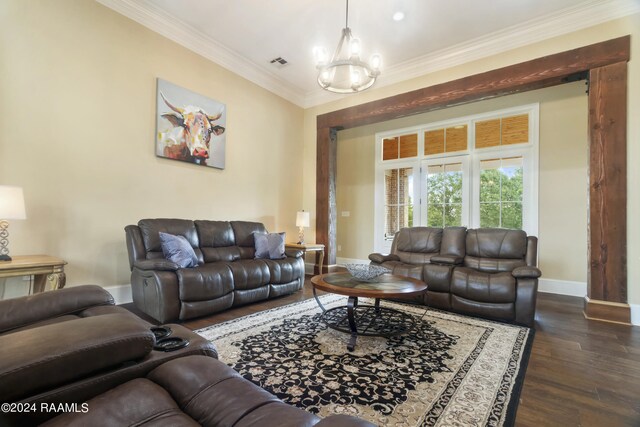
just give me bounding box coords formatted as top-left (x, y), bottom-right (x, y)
top-left (97, 0), bottom-right (638, 107)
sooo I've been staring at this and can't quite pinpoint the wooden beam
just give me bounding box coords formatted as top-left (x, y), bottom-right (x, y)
top-left (587, 61), bottom-right (628, 303)
top-left (316, 126), bottom-right (337, 270)
top-left (317, 36), bottom-right (630, 130)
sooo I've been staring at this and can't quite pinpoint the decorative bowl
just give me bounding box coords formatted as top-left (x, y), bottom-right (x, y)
top-left (344, 264), bottom-right (391, 282)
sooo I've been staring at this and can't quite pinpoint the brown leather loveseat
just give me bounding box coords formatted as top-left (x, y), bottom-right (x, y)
top-left (369, 227), bottom-right (541, 326)
top-left (125, 219), bottom-right (305, 323)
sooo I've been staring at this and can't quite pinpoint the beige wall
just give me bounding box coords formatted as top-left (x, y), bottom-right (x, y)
top-left (304, 14), bottom-right (640, 304)
top-left (0, 0), bottom-right (304, 295)
top-left (336, 83), bottom-right (588, 283)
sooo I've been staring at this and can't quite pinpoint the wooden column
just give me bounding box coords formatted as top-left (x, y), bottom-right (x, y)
top-left (584, 61), bottom-right (630, 324)
top-left (316, 126), bottom-right (338, 271)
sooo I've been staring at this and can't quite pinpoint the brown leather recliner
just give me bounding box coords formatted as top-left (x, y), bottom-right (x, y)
top-left (0, 284), bottom-right (138, 335)
top-left (369, 227), bottom-right (541, 326)
top-left (0, 286), bottom-right (217, 426)
top-left (40, 355), bottom-right (375, 427)
top-left (450, 228), bottom-right (540, 326)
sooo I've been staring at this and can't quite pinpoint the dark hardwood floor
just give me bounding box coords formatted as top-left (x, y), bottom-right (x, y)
top-left (124, 279), bottom-right (640, 426)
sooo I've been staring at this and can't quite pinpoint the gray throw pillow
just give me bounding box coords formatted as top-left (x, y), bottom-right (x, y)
top-left (159, 232), bottom-right (199, 268)
top-left (254, 232), bottom-right (286, 260)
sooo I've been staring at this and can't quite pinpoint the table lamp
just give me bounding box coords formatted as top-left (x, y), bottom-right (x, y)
top-left (0, 186), bottom-right (27, 261)
top-left (296, 210), bottom-right (310, 245)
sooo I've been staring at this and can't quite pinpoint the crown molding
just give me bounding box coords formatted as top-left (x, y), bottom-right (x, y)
top-left (95, 0), bottom-right (306, 106)
top-left (96, 0), bottom-right (638, 109)
top-left (302, 0), bottom-right (639, 108)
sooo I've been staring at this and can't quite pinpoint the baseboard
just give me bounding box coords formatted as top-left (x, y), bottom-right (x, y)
top-left (537, 278), bottom-right (587, 297)
top-left (630, 304), bottom-right (640, 326)
top-left (104, 284), bottom-right (133, 305)
top-left (584, 296), bottom-right (632, 325)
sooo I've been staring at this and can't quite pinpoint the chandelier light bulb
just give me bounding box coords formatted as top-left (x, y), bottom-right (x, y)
top-left (370, 54), bottom-right (382, 70)
top-left (349, 38), bottom-right (361, 58)
top-left (351, 69), bottom-right (361, 86)
top-left (320, 70), bottom-right (331, 84)
top-left (313, 46), bottom-right (328, 66)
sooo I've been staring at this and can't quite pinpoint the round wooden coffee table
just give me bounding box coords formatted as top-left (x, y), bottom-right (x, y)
top-left (311, 272), bottom-right (427, 351)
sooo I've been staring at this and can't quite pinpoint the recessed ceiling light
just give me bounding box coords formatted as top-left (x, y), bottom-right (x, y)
top-left (393, 11), bottom-right (405, 21)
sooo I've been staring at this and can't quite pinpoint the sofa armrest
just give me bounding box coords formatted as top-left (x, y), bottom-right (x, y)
top-left (368, 253), bottom-right (399, 264)
top-left (0, 285), bottom-right (115, 334)
top-left (0, 314), bottom-right (154, 402)
top-left (285, 249), bottom-right (304, 258)
top-left (430, 254), bottom-right (464, 265)
top-left (512, 266), bottom-right (542, 279)
top-left (133, 259), bottom-right (180, 271)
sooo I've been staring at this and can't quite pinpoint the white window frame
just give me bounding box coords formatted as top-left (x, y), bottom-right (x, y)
top-left (422, 155), bottom-right (471, 228)
top-left (374, 103), bottom-right (539, 253)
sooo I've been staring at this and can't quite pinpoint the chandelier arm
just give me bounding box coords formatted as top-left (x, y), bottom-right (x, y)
top-left (331, 29), bottom-right (349, 63)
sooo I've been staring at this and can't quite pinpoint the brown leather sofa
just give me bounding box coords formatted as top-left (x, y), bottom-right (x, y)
top-left (0, 287), bottom-right (372, 427)
top-left (40, 356), bottom-right (374, 427)
top-left (369, 227), bottom-right (541, 327)
top-left (0, 285), bottom-right (217, 426)
top-left (125, 219), bottom-right (305, 323)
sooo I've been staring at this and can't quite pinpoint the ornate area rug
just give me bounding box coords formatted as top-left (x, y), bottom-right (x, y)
top-left (195, 295), bottom-right (534, 426)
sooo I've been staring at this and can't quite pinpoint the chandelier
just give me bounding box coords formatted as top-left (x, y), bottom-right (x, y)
top-left (314, 0), bottom-right (381, 93)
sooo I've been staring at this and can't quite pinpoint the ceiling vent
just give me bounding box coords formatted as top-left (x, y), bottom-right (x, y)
top-left (269, 57), bottom-right (289, 68)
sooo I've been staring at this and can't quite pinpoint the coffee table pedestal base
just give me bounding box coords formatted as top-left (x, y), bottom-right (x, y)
top-left (319, 296), bottom-right (416, 352)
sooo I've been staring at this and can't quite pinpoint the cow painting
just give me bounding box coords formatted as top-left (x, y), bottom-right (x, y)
top-left (156, 79), bottom-right (226, 169)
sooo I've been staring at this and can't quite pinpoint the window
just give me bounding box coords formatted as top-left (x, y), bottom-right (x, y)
top-left (424, 160), bottom-right (468, 228)
top-left (383, 133), bottom-right (418, 160)
top-left (478, 157), bottom-right (523, 229)
top-left (383, 167), bottom-right (414, 240)
top-left (375, 105), bottom-right (538, 252)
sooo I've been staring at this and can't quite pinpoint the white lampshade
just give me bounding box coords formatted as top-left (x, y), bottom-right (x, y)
top-left (0, 186), bottom-right (27, 220)
top-left (296, 211), bottom-right (310, 228)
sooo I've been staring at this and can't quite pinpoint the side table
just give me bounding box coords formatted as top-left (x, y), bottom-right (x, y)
top-left (0, 255), bottom-right (67, 298)
top-left (285, 243), bottom-right (325, 275)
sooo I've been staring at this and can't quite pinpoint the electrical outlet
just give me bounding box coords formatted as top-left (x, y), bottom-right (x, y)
top-left (341, 211), bottom-right (350, 217)
top-left (337, 245), bottom-right (342, 251)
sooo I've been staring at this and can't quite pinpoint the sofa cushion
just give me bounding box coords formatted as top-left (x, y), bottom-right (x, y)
top-left (395, 227), bottom-right (442, 253)
top-left (177, 264), bottom-right (234, 302)
top-left (41, 378), bottom-right (199, 427)
top-left (423, 263), bottom-right (453, 293)
top-left (231, 221), bottom-right (268, 259)
top-left (147, 356), bottom-right (319, 427)
top-left (159, 232), bottom-right (200, 268)
top-left (465, 229), bottom-right (527, 259)
top-left (195, 220), bottom-right (241, 263)
top-left (263, 257), bottom-right (304, 284)
top-left (254, 232), bottom-right (286, 260)
top-left (451, 267), bottom-right (516, 303)
top-left (440, 226), bottom-right (467, 257)
top-left (394, 227), bottom-right (442, 264)
top-left (226, 259), bottom-right (270, 290)
top-left (139, 219), bottom-right (203, 264)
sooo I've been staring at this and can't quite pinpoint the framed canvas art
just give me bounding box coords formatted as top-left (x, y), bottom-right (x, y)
top-left (156, 79), bottom-right (226, 169)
